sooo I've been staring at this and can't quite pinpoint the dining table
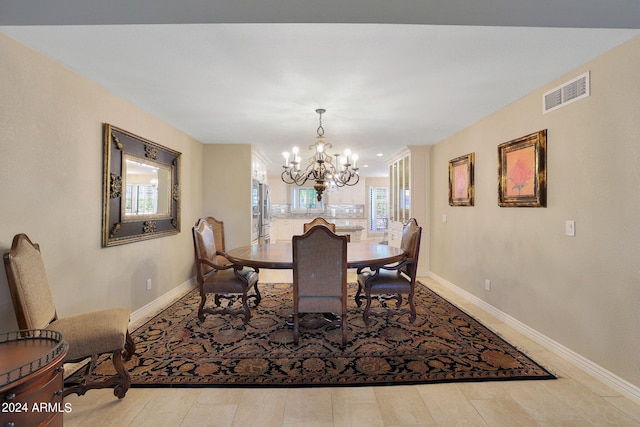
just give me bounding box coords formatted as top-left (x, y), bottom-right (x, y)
top-left (225, 242), bottom-right (406, 329)
top-left (225, 242), bottom-right (405, 271)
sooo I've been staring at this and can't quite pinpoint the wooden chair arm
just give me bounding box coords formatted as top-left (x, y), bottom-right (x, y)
top-left (196, 257), bottom-right (235, 271)
top-left (379, 257), bottom-right (414, 272)
top-left (358, 254), bottom-right (410, 275)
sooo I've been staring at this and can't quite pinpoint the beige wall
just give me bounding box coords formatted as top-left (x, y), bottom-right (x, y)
top-left (430, 36), bottom-right (640, 387)
top-left (0, 33), bottom-right (204, 330)
top-left (201, 144), bottom-right (253, 250)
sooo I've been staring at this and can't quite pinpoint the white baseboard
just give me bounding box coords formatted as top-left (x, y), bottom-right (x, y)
top-left (129, 277), bottom-right (197, 329)
top-left (428, 272), bottom-right (640, 405)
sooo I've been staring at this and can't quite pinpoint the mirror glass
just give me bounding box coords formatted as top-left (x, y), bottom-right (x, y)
top-left (123, 155), bottom-right (172, 219)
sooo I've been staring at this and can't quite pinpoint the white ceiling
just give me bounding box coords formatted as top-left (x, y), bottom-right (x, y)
top-left (2, 1), bottom-right (639, 176)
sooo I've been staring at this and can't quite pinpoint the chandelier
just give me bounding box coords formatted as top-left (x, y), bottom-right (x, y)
top-left (281, 109), bottom-right (359, 202)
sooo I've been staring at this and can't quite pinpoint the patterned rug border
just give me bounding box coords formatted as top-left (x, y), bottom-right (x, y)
top-left (77, 281), bottom-right (555, 388)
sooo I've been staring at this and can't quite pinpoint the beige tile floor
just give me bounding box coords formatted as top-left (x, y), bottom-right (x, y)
top-left (63, 272), bottom-right (640, 426)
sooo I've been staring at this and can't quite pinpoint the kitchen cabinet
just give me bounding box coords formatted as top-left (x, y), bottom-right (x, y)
top-left (275, 219), bottom-right (292, 242)
top-left (292, 219), bottom-right (306, 236)
top-left (274, 219), bottom-right (306, 242)
top-left (274, 218), bottom-right (367, 242)
top-left (252, 148), bottom-right (269, 184)
top-left (269, 179), bottom-right (288, 204)
top-left (327, 180), bottom-right (365, 204)
top-left (389, 154), bottom-right (411, 225)
top-left (386, 146), bottom-right (430, 276)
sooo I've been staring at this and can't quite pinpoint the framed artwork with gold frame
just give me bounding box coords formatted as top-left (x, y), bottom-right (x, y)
top-left (449, 152), bottom-right (474, 206)
top-left (498, 130), bottom-right (546, 207)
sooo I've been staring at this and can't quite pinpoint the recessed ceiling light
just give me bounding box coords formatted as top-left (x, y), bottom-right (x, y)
top-left (363, 164), bottom-right (369, 168)
top-left (376, 153), bottom-right (383, 157)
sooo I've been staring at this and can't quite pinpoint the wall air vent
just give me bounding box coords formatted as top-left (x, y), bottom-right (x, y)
top-left (543, 71), bottom-right (590, 114)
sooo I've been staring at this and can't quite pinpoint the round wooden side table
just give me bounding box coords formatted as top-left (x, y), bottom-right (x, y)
top-left (1, 330), bottom-right (68, 427)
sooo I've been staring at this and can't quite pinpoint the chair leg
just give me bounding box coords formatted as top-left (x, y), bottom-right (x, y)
top-left (408, 292), bottom-right (417, 323)
top-left (198, 293), bottom-right (207, 322)
top-left (123, 330), bottom-right (136, 361)
top-left (363, 291), bottom-right (373, 326)
top-left (63, 354), bottom-right (98, 397)
top-left (293, 313), bottom-right (300, 345)
top-left (251, 281), bottom-right (262, 306)
top-left (341, 312), bottom-right (348, 346)
top-left (241, 290), bottom-right (251, 323)
top-left (395, 294), bottom-right (403, 308)
top-left (355, 282), bottom-right (364, 307)
top-left (111, 350), bottom-right (132, 399)
top-left (63, 349), bottom-right (131, 399)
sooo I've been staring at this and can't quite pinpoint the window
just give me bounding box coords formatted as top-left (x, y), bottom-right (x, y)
top-left (291, 187), bottom-right (323, 211)
top-left (369, 186), bottom-right (388, 232)
top-left (125, 184), bottom-right (158, 215)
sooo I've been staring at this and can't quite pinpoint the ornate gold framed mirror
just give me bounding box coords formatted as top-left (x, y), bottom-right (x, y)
top-left (102, 124), bottom-right (181, 247)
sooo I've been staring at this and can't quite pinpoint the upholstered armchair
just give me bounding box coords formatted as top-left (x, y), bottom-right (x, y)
top-left (355, 218), bottom-right (422, 325)
top-left (192, 217), bottom-right (261, 323)
top-left (303, 217), bottom-right (337, 233)
top-left (3, 234), bottom-right (136, 399)
top-left (292, 225), bottom-right (348, 346)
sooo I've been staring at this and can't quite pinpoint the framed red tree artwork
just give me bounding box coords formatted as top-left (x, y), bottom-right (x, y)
top-left (498, 130), bottom-right (547, 207)
top-left (449, 152), bottom-right (474, 206)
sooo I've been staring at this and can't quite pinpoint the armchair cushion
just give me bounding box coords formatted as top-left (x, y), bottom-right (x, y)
top-left (297, 296), bottom-right (343, 314)
top-left (48, 307), bottom-right (130, 361)
top-left (202, 268), bottom-right (258, 294)
top-left (357, 269), bottom-right (412, 295)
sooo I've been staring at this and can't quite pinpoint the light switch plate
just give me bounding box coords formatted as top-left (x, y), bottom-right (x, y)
top-left (565, 220), bottom-right (576, 236)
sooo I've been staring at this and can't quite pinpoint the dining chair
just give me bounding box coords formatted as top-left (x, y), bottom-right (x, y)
top-left (303, 217), bottom-right (336, 233)
top-left (292, 225), bottom-right (348, 346)
top-left (355, 218), bottom-right (422, 325)
top-left (192, 217), bottom-right (260, 323)
top-left (3, 233), bottom-right (136, 399)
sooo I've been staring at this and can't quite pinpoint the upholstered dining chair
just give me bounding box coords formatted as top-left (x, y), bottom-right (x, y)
top-left (292, 225), bottom-right (348, 346)
top-left (3, 233), bottom-right (136, 399)
top-left (192, 217), bottom-right (261, 323)
top-left (355, 218), bottom-right (422, 325)
top-left (303, 217), bottom-right (336, 233)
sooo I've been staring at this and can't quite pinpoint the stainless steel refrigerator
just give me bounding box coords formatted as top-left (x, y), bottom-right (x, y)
top-left (259, 182), bottom-right (271, 244)
top-left (251, 179), bottom-right (260, 245)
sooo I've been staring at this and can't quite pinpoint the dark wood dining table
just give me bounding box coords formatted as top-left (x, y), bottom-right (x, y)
top-left (226, 242), bottom-right (405, 270)
top-left (226, 242), bottom-right (405, 329)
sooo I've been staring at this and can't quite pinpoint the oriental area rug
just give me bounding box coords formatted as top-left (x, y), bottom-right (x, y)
top-left (75, 282), bottom-right (555, 387)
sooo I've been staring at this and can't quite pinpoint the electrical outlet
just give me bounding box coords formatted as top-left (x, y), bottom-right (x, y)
top-left (146, 278), bottom-right (152, 291)
top-left (485, 279), bottom-right (491, 291)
